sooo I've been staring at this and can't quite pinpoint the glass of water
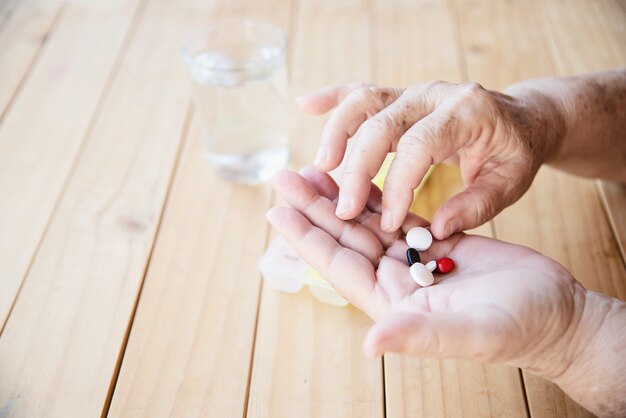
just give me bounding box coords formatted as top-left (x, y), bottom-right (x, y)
top-left (182, 20), bottom-right (289, 184)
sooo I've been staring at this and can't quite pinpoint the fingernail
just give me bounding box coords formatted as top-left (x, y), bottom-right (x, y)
top-left (381, 211), bottom-right (394, 232)
top-left (314, 148), bottom-right (328, 166)
top-left (335, 198), bottom-right (352, 217)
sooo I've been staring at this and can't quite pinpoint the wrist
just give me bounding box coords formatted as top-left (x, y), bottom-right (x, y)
top-left (533, 288), bottom-right (626, 416)
top-left (504, 81), bottom-right (569, 166)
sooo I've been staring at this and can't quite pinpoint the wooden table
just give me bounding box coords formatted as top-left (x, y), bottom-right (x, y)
top-left (1, 0), bottom-right (625, 416)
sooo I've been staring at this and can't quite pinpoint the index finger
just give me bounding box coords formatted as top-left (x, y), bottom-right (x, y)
top-left (315, 86), bottom-right (403, 170)
top-left (295, 82), bottom-right (367, 114)
top-left (265, 206), bottom-right (387, 318)
top-left (336, 88), bottom-right (439, 225)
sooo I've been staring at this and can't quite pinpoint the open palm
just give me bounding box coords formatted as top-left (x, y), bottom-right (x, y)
top-left (267, 168), bottom-right (584, 371)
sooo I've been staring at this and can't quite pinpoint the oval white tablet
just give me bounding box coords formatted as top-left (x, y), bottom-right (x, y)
top-left (425, 260), bottom-right (437, 272)
top-left (406, 227), bottom-right (433, 251)
top-left (410, 262), bottom-right (435, 287)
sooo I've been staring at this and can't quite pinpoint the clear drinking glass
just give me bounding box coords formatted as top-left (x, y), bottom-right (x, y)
top-left (182, 20), bottom-right (289, 184)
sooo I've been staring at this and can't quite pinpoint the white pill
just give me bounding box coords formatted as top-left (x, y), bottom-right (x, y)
top-left (406, 227), bottom-right (433, 251)
top-left (410, 262), bottom-right (435, 287)
top-left (425, 260), bottom-right (437, 272)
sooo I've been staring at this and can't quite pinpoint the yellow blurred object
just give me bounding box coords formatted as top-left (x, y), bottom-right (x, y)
top-left (371, 152), bottom-right (435, 213)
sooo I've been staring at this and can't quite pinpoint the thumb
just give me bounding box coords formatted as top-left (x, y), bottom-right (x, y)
top-left (363, 310), bottom-right (510, 363)
top-left (295, 82), bottom-right (367, 114)
top-left (430, 170), bottom-right (518, 240)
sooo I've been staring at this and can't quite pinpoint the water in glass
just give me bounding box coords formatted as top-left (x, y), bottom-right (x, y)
top-left (188, 42), bottom-right (288, 184)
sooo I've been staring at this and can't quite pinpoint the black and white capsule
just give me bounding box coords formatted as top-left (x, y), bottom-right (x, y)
top-left (406, 248), bottom-right (421, 266)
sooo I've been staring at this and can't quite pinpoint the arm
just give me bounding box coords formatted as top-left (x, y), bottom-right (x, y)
top-left (549, 291), bottom-right (626, 417)
top-left (506, 68), bottom-right (626, 182)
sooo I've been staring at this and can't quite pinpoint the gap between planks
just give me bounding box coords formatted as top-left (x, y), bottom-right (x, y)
top-left (0, 2), bottom-right (65, 124)
top-left (0, 0), bottom-right (149, 336)
top-left (241, 1), bottom-right (302, 416)
top-left (242, 195), bottom-right (275, 418)
top-left (100, 103), bottom-right (195, 418)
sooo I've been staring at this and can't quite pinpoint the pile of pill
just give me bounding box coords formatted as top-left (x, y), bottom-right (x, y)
top-left (405, 226), bottom-right (455, 287)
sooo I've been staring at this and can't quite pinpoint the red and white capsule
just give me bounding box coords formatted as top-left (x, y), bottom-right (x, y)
top-left (435, 257), bottom-right (455, 274)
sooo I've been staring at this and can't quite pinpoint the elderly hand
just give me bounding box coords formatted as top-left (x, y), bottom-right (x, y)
top-left (296, 81), bottom-right (564, 238)
top-left (266, 167), bottom-right (583, 373)
top-left (266, 168), bottom-right (626, 416)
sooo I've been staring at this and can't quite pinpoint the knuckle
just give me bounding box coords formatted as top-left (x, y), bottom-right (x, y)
top-left (400, 119), bottom-right (441, 148)
top-left (396, 134), bottom-right (428, 158)
top-left (349, 81), bottom-right (369, 90)
top-left (405, 84), bottom-right (424, 95)
top-left (361, 113), bottom-right (394, 135)
top-left (471, 190), bottom-right (496, 224)
top-left (349, 86), bottom-right (374, 103)
top-left (453, 82), bottom-right (482, 103)
top-left (463, 81), bottom-right (485, 93)
top-left (424, 80), bottom-right (448, 90)
top-left (381, 177), bottom-right (407, 194)
top-left (456, 81), bottom-right (485, 100)
top-left (381, 180), bottom-right (413, 204)
top-left (342, 162), bottom-right (368, 180)
top-left (375, 87), bottom-right (400, 106)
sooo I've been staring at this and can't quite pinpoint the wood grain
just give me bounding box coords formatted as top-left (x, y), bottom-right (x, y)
top-left (108, 118), bottom-right (273, 417)
top-left (109, 0), bottom-right (291, 416)
top-left (535, 0), bottom-right (626, 264)
top-left (519, 2), bottom-right (626, 414)
top-left (0, 0), bottom-right (623, 416)
top-left (371, 1), bottom-right (527, 416)
top-left (0, 0), bottom-right (61, 120)
top-left (0, 0), bottom-right (198, 414)
top-left (0, 0), bottom-right (142, 332)
top-left (454, 0), bottom-right (596, 414)
top-left (246, 1), bottom-right (385, 417)
top-left (598, 182), bottom-right (626, 262)
top-left (455, 0), bottom-right (626, 416)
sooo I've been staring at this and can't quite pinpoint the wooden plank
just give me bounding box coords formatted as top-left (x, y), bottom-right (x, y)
top-left (246, 1), bottom-right (385, 417)
top-left (515, 2), bottom-right (626, 414)
top-left (598, 182), bottom-right (626, 261)
top-left (248, 288), bottom-right (383, 417)
top-left (0, 0), bottom-right (204, 415)
top-left (0, 0), bottom-right (61, 120)
top-left (0, 0), bottom-right (142, 331)
top-left (536, 0), bottom-right (626, 263)
top-left (108, 118), bottom-right (273, 417)
top-left (370, 0), bottom-right (463, 87)
top-left (370, 1), bottom-right (527, 416)
top-left (538, 0), bottom-right (626, 75)
top-left (108, 0), bottom-right (291, 416)
top-left (528, 0), bottom-right (626, 291)
top-left (454, 0), bottom-right (626, 416)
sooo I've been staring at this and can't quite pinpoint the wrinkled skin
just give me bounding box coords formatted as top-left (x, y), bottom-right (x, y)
top-left (296, 81), bottom-right (563, 238)
top-left (275, 70), bottom-right (626, 416)
top-left (267, 168), bottom-right (584, 377)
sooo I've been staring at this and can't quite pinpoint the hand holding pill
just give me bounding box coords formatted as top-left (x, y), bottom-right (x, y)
top-left (266, 167), bottom-right (626, 417)
top-left (278, 68), bottom-right (626, 417)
